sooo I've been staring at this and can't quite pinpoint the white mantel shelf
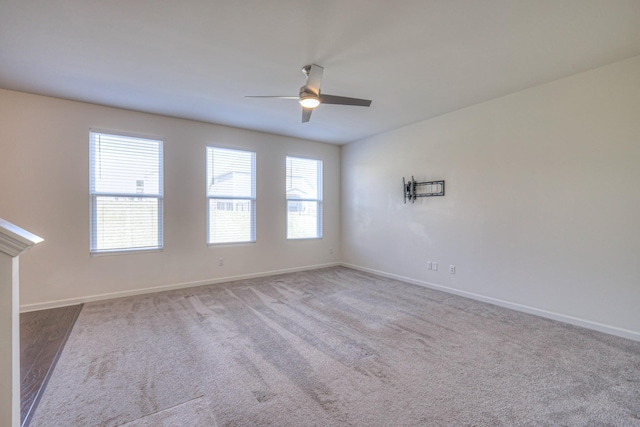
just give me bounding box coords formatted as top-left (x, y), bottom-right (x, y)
top-left (0, 218), bottom-right (44, 257)
top-left (0, 218), bottom-right (43, 427)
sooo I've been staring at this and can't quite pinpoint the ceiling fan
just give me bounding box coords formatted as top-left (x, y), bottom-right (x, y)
top-left (246, 64), bottom-right (372, 123)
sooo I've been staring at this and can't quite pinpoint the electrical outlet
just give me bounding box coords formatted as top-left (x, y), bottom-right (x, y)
top-left (218, 258), bottom-right (224, 266)
top-left (432, 262), bottom-right (438, 271)
top-left (329, 248), bottom-right (333, 254)
top-left (427, 261), bottom-right (432, 270)
top-left (449, 265), bottom-right (456, 274)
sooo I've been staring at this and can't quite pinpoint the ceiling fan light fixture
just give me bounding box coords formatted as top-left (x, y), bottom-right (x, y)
top-left (299, 94), bottom-right (320, 108)
top-left (247, 66), bottom-right (371, 123)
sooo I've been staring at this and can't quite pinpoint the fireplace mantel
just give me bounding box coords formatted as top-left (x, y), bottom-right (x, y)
top-left (0, 218), bottom-right (43, 427)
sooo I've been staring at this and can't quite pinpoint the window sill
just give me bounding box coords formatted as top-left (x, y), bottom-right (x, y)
top-left (207, 241), bottom-right (256, 248)
top-left (286, 237), bottom-right (323, 241)
top-left (90, 247), bottom-right (163, 257)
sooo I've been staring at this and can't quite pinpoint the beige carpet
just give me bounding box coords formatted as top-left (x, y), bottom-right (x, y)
top-left (30, 267), bottom-right (640, 426)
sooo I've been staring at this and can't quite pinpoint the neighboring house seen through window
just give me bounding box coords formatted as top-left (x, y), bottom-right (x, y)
top-left (89, 131), bottom-right (163, 253)
top-left (286, 156), bottom-right (323, 239)
top-left (207, 147), bottom-right (256, 244)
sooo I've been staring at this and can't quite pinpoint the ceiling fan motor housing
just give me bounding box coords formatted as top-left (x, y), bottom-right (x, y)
top-left (299, 86), bottom-right (320, 108)
top-left (247, 65), bottom-right (371, 121)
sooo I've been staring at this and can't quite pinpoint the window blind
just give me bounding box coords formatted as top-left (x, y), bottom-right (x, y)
top-left (90, 131), bottom-right (163, 252)
top-left (207, 147), bottom-right (256, 244)
top-left (286, 156), bottom-right (323, 239)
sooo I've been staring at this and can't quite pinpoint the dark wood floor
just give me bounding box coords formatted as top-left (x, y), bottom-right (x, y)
top-left (20, 304), bottom-right (82, 427)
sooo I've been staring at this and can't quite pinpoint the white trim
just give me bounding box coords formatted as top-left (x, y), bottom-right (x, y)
top-left (19, 260), bottom-right (639, 342)
top-left (0, 218), bottom-right (43, 257)
top-left (286, 156), bottom-right (323, 240)
top-left (89, 127), bottom-right (164, 145)
top-left (19, 262), bottom-right (341, 313)
top-left (89, 131), bottom-right (164, 253)
top-left (341, 263), bottom-right (640, 343)
top-left (90, 248), bottom-right (164, 257)
top-left (206, 146), bottom-right (257, 245)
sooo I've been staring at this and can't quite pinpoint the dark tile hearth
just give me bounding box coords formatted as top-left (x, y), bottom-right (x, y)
top-left (20, 305), bottom-right (82, 427)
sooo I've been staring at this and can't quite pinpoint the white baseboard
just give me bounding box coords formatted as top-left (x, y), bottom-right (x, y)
top-left (20, 261), bottom-right (640, 343)
top-left (19, 262), bottom-right (341, 313)
top-left (342, 262), bottom-right (640, 343)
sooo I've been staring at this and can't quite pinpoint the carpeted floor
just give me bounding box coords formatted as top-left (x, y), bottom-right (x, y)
top-left (30, 267), bottom-right (640, 426)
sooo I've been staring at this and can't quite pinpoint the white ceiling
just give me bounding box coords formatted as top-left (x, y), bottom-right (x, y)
top-left (2, 1), bottom-right (640, 144)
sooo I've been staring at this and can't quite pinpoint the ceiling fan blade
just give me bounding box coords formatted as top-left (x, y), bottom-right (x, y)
top-left (245, 96), bottom-right (298, 99)
top-left (247, 65), bottom-right (372, 123)
top-left (305, 64), bottom-right (324, 95)
top-left (302, 107), bottom-right (313, 123)
top-left (320, 94), bottom-right (372, 107)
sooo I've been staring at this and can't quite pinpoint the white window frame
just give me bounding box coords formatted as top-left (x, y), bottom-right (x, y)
top-left (89, 131), bottom-right (164, 254)
top-left (207, 146), bottom-right (257, 245)
top-left (286, 156), bottom-right (323, 240)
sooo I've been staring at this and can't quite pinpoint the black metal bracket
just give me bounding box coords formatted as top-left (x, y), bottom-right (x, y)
top-left (403, 176), bottom-right (445, 203)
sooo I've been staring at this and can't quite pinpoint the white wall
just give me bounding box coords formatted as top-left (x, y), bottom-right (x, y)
top-left (0, 90), bottom-right (340, 309)
top-left (342, 56), bottom-right (640, 339)
top-left (2, 56), bottom-right (639, 340)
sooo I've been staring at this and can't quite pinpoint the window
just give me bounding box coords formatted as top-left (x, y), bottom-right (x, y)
top-left (207, 147), bottom-right (256, 244)
top-left (90, 131), bottom-right (163, 253)
top-left (286, 156), bottom-right (322, 239)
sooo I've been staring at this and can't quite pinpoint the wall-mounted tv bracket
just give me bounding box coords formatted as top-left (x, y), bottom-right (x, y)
top-left (403, 176), bottom-right (445, 203)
